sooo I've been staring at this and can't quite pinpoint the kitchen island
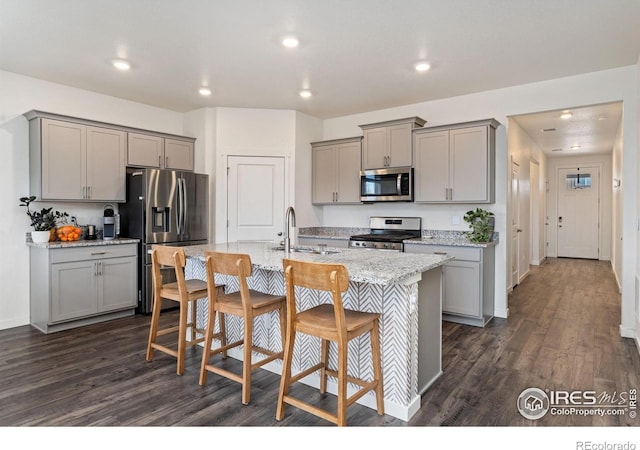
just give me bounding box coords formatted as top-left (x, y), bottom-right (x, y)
top-left (183, 242), bottom-right (451, 421)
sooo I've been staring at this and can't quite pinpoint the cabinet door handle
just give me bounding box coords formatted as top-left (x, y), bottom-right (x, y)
top-left (335, 192), bottom-right (338, 202)
top-left (88, 186), bottom-right (91, 199)
top-left (100, 262), bottom-right (103, 276)
top-left (158, 154), bottom-right (162, 167)
top-left (91, 251), bottom-right (106, 255)
top-left (434, 251), bottom-right (448, 255)
top-left (165, 156), bottom-right (169, 167)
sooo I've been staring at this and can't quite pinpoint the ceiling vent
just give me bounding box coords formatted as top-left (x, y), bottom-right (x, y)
top-left (541, 128), bottom-right (557, 132)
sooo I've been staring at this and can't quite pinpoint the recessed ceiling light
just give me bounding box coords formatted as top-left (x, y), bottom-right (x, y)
top-left (112, 59), bottom-right (131, 71)
top-left (414, 62), bottom-right (431, 72)
top-left (299, 89), bottom-right (312, 98)
top-left (282, 36), bottom-right (299, 48)
top-left (570, 145), bottom-right (581, 150)
top-left (560, 111), bottom-right (573, 119)
top-left (199, 87), bottom-right (212, 96)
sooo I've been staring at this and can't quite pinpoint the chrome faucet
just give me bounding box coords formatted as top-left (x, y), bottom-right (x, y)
top-left (284, 206), bottom-right (296, 253)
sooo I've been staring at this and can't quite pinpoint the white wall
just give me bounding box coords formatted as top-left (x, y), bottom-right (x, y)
top-left (0, 70), bottom-right (185, 330)
top-left (316, 65), bottom-right (638, 331)
top-left (213, 107), bottom-right (297, 243)
top-left (611, 120), bottom-right (623, 290)
top-left (294, 111), bottom-right (324, 228)
top-left (507, 117), bottom-right (547, 285)
top-left (183, 107), bottom-right (217, 240)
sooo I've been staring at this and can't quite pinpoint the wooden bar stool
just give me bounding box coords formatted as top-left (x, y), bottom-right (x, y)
top-left (199, 251), bottom-right (286, 405)
top-left (146, 245), bottom-right (219, 376)
top-left (276, 259), bottom-right (384, 426)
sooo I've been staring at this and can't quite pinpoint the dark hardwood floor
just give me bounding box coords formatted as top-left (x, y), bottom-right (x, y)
top-left (1, 258), bottom-right (638, 428)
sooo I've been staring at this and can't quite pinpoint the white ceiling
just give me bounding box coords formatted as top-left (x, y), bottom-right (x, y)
top-left (1, 0), bottom-right (639, 121)
top-left (511, 102), bottom-right (623, 158)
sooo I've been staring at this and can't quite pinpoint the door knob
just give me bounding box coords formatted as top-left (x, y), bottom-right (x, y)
top-left (277, 232), bottom-right (283, 237)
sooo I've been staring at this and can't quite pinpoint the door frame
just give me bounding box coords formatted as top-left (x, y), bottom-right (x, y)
top-left (554, 164), bottom-right (602, 260)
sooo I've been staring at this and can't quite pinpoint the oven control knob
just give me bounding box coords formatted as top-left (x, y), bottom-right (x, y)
top-left (382, 243), bottom-right (389, 249)
top-left (361, 242), bottom-right (366, 247)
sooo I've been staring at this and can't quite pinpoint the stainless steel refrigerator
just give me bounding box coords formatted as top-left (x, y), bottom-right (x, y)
top-left (119, 167), bottom-right (209, 314)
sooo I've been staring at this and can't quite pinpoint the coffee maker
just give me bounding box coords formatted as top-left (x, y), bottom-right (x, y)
top-left (103, 204), bottom-right (118, 240)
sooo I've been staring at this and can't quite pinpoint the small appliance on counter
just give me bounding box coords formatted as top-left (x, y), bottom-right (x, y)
top-left (86, 224), bottom-right (97, 240)
top-left (103, 204), bottom-right (118, 240)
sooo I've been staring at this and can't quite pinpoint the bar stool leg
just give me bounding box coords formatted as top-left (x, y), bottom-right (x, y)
top-left (176, 301), bottom-right (188, 375)
top-left (242, 313), bottom-right (253, 405)
top-left (371, 320), bottom-right (384, 414)
top-left (276, 332), bottom-right (295, 421)
top-left (337, 343), bottom-right (348, 427)
top-left (320, 339), bottom-right (329, 393)
top-left (146, 294), bottom-right (162, 361)
top-left (199, 299), bottom-right (217, 385)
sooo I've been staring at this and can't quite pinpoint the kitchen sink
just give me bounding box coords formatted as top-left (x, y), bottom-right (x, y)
top-left (271, 246), bottom-right (341, 255)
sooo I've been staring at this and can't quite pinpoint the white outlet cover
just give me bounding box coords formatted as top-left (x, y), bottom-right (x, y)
top-left (452, 216), bottom-right (461, 225)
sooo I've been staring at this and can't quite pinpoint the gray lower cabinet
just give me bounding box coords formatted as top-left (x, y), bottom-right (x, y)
top-left (404, 243), bottom-right (495, 327)
top-left (297, 236), bottom-right (350, 248)
top-left (30, 243), bottom-right (137, 333)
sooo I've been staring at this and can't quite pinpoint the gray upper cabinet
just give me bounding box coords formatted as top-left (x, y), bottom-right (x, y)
top-left (128, 133), bottom-right (195, 171)
top-left (312, 137), bottom-right (362, 205)
top-left (28, 116), bottom-right (126, 201)
top-left (413, 118), bottom-right (499, 203)
top-left (360, 117), bottom-right (426, 169)
top-left (127, 132), bottom-right (164, 168)
top-left (164, 138), bottom-right (195, 171)
top-left (24, 110), bottom-right (197, 202)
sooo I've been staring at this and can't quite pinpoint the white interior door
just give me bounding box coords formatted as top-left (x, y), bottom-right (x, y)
top-left (511, 159), bottom-right (520, 287)
top-left (227, 156), bottom-right (286, 243)
top-left (557, 167), bottom-right (599, 259)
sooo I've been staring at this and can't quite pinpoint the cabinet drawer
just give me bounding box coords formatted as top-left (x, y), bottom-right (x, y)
top-left (50, 244), bottom-right (137, 263)
top-left (407, 244), bottom-right (481, 262)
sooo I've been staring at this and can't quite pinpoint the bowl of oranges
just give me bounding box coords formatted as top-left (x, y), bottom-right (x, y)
top-left (57, 225), bottom-right (83, 241)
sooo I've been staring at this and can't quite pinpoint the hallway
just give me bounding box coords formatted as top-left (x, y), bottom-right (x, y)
top-left (413, 257), bottom-right (640, 426)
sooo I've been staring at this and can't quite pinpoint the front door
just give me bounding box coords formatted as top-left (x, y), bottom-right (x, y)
top-left (227, 156), bottom-right (286, 243)
top-left (557, 167), bottom-right (600, 259)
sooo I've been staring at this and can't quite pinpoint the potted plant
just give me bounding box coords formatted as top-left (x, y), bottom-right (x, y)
top-left (463, 208), bottom-right (495, 243)
top-left (19, 196), bottom-right (69, 243)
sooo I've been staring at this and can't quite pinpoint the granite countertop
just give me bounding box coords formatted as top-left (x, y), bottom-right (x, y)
top-left (404, 231), bottom-right (499, 248)
top-left (27, 237), bottom-right (139, 249)
top-left (183, 241), bottom-right (452, 285)
top-left (297, 227), bottom-right (367, 240)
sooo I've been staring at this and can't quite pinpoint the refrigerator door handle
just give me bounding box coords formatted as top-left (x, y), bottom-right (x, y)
top-left (176, 177), bottom-right (183, 235)
top-left (182, 178), bottom-right (188, 237)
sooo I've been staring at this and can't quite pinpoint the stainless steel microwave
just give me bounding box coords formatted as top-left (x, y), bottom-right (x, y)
top-left (360, 167), bottom-right (413, 202)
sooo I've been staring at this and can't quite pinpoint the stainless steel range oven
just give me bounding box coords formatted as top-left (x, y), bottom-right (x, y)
top-left (349, 216), bottom-right (422, 251)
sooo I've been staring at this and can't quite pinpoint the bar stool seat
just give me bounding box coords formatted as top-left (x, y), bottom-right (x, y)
top-left (146, 245), bottom-right (222, 376)
top-left (276, 258), bottom-right (384, 426)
